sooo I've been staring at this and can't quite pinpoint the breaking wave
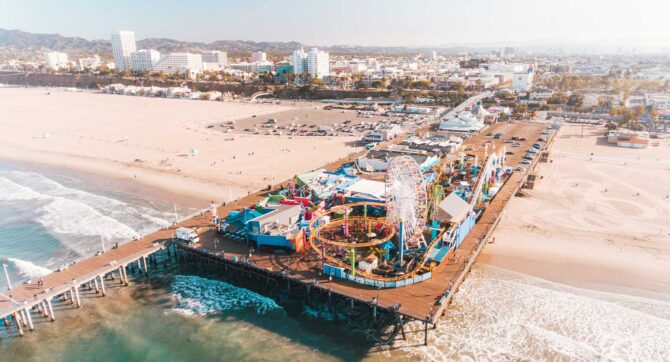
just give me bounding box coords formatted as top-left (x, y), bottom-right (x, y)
top-left (0, 177), bottom-right (46, 201)
top-left (3, 257), bottom-right (51, 279)
top-left (37, 197), bottom-right (138, 239)
top-left (171, 275), bottom-right (282, 315)
top-left (0, 172), bottom-right (173, 242)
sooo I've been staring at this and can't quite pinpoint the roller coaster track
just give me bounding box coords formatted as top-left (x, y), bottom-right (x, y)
top-left (308, 217), bottom-right (451, 282)
top-left (311, 216), bottom-right (395, 248)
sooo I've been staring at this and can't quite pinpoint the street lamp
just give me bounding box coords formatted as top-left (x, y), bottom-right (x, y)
top-left (2, 263), bottom-right (11, 290)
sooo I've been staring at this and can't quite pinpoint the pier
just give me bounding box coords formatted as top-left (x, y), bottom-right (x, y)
top-left (0, 97), bottom-right (553, 345)
top-left (0, 236), bottom-right (164, 336)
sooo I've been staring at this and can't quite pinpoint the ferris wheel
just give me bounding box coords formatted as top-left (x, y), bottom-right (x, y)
top-left (385, 156), bottom-right (428, 246)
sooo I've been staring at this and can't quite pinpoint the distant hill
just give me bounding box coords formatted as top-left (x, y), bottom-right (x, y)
top-left (0, 28), bottom-right (474, 56)
top-left (0, 29), bottom-right (110, 54)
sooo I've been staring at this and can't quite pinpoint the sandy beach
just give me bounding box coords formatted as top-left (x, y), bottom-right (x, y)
top-left (0, 87), bottom-right (362, 206)
top-left (481, 124), bottom-right (670, 299)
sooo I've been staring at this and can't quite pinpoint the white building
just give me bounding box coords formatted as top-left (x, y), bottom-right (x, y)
top-left (529, 88), bottom-right (553, 101)
top-left (307, 48), bottom-right (329, 79)
top-left (130, 49), bottom-right (160, 71)
top-left (486, 63), bottom-right (529, 73)
top-left (111, 31), bottom-right (137, 71)
top-left (291, 48), bottom-right (330, 79)
top-left (154, 53), bottom-right (203, 77)
top-left (75, 55), bottom-right (100, 71)
top-left (251, 61), bottom-right (275, 74)
top-left (44, 51), bottom-right (69, 70)
top-left (439, 110), bottom-right (487, 132)
top-left (512, 71), bottom-right (534, 91)
top-left (229, 62), bottom-right (253, 73)
top-left (363, 124), bottom-right (403, 143)
top-left (292, 48), bottom-right (308, 75)
top-left (201, 50), bottom-right (228, 66)
top-left (349, 61), bottom-right (368, 74)
top-left (645, 93), bottom-right (670, 110)
top-left (251, 51), bottom-right (267, 63)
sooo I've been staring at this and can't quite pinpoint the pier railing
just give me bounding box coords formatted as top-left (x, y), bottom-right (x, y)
top-left (0, 241), bottom-right (163, 319)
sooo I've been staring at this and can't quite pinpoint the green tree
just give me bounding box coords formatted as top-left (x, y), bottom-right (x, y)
top-left (548, 92), bottom-right (568, 104)
top-left (567, 93), bottom-right (584, 108)
top-left (354, 80), bottom-right (368, 90)
top-left (411, 80), bottom-right (432, 90)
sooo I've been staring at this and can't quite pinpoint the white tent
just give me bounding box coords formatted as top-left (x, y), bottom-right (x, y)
top-left (347, 179), bottom-right (387, 201)
top-left (432, 192), bottom-right (470, 223)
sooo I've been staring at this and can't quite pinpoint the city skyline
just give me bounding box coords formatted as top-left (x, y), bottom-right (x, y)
top-left (1, 0), bottom-right (669, 48)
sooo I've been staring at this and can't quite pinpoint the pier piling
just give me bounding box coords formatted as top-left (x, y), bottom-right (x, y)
top-left (24, 308), bottom-right (34, 331)
top-left (42, 301), bottom-right (49, 319)
top-left (73, 285), bottom-right (82, 308)
top-left (13, 312), bottom-right (24, 337)
top-left (47, 299), bottom-right (55, 321)
top-left (99, 275), bottom-right (106, 296)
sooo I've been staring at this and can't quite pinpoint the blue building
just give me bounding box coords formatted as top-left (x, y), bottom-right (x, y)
top-left (246, 204), bottom-right (304, 251)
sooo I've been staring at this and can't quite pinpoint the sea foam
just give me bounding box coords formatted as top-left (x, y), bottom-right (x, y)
top-left (385, 265), bottom-right (670, 361)
top-left (0, 171), bottom-right (173, 242)
top-left (37, 197), bottom-right (139, 239)
top-left (0, 177), bottom-right (46, 201)
top-left (171, 275), bottom-right (282, 315)
top-left (4, 257), bottom-right (52, 279)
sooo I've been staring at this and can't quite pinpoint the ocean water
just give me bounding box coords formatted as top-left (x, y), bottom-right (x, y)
top-left (1, 161), bottom-right (669, 361)
top-left (0, 162), bottom-right (178, 288)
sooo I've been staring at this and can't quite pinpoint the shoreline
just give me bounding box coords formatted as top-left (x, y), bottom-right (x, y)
top-left (0, 157), bottom-right (209, 210)
top-left (0, 149), bottom-right (236, 209)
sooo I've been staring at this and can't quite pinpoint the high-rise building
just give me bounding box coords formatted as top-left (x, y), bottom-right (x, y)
top-left (201, 50), bottom-right (228, 66)
top-left (512, 70), bottom-right (534, 91)
top-left (111, 31), bottom-right (137, 71)
top-left (44, 51), bottom-right (69, 70)
top-left (292, 48), bottom-right (308, 75)
top-left (307, 48), bottom-right (329, 79)
top-left (251, 51), bottom-right (267, 63)
top-left (291, 48), bottom-right (329, 80)
top-left (131, 49), bottom-right (161, 71)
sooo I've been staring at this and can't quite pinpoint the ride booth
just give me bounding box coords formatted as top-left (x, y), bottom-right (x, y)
top-left (245, 204), bottom-right (306, 252)
top-left (432, 192), bottom-right (476, 249)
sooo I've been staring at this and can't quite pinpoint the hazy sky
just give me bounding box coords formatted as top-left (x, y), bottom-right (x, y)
top-left (2, 0), bottom-right (669, 47)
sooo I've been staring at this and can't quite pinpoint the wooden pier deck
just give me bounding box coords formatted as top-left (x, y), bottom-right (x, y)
top-left (0, 235), bottom-right (164, 335)
top-left (178, 121), bottom-right (548, 324)
top-left (0, 94), bottom-right (549, 340)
